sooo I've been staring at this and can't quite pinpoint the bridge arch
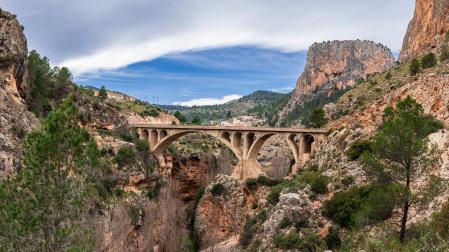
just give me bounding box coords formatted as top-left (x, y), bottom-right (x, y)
top-left (134, 125), bottom-right (327, 180)
top-left (152, 130), bottom-right (243, 160)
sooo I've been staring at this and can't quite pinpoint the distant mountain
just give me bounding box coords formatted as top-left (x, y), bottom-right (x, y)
top-left (161, 90), bottom-right (289, 125)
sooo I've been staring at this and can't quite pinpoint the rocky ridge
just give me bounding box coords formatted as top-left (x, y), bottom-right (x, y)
top-left (281, 40), bottom-right (395, 121)
top-left (399, 0), bottom-right (449, 63)
top-left (0, 10), bottom-right (39, 178)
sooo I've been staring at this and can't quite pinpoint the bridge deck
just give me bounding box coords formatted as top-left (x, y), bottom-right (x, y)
top-left (131, 124), bottom-right (328, 134)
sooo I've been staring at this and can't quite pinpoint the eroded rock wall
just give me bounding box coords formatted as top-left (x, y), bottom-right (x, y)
top-left (0, 11), bottom-right (39, 178)
top-left (281, 40), bottom-right (395, 119)
top-left (399, 0), bottom-right (449, 63)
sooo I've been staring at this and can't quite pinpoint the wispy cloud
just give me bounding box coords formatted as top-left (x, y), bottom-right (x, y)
top-left (173, 94), bottom-right (242, 107)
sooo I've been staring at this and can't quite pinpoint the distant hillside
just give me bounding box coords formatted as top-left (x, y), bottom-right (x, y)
top-left (161, 90), bottom-right (289, 125)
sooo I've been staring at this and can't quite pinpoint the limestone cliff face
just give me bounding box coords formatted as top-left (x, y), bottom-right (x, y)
top-left (399, 0), bottom-right (449, 63)
top-left (281, 40), bottom-right (395, 118)
top-left (0, 11), bottom-right (39, 178)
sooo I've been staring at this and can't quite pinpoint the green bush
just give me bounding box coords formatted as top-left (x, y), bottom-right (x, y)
top-left (433, 199), bottom-right (449, 238)
top-left (139, 108), bottom-right (160, 117)
top-left (239, 218), bottom-right (257, 248)
top-left (325, 226), bottom-right (341, 250)
top-left (257, 176), bottom-right (281, 186)
top-left (167, 144), bottom-right (178, 159)
top-left (323, 183), bottom-right (401, 228)
top-left (274, 232), bottom-right (301, 249)
top-left (279, 217), bottom-right (293, 229)
top-left (342, 175), bottom-right (355, 187)
top-left (256, 209), bottom-right (268, 222)
top-left (191, 116), bottom-right (201, 125)
top-left (347, 140), bottom-right (372, 161)
top-left (309, 107), bottom-right (327, 128)
top-left (298, 170), bottom-right (328, 194)
top-left (113, 146), bottom-right (136, 167)
top-left (174, 111), bottom-right (187, 123)
top-left (267, 179), bottom-right (303, 205)
top-left (245, 178), bottom-right (258, 189)
top-left (385, 72), bottom-right (392, 80)
top-left (409, 58), bottom-right (421, 76)
top-left (211, 183), bottom-right (225, 196)
top-left (421, 52), bottom-right (437, 69)
top-left (440, 45), bottom-right (449, 62)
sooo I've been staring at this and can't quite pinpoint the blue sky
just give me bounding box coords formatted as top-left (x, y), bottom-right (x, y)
top-left (76, 47), bottom-right (307, 104)
top-left (2, 0), bottom-right (414, 105)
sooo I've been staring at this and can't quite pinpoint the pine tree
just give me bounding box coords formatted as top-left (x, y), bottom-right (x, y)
top-left (361, 96), bottom-right (443, 243)
top-left (0, 98), bottom-right (104, 251)
top-left (309, 107), bottom-right (327, 128)
top-left (98, 85), bottom-right (108, 100)
top-left (409, 58), bottom-right (421, 76)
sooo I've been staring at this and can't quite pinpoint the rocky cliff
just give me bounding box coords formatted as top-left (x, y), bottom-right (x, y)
top-left (281, 40), bottom-right (395, 119)
top-left (399, 0), bottom-right (449, 63)
top-left (0, 10), bottom-right (39, 178)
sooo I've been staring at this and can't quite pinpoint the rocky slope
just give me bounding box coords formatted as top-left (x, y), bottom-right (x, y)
top-left (0, 10), bottom-right (39, 179)
top-left (281, 40), bottom-right (395, 120)
top-left (399, 0), bottom-right (449, 63)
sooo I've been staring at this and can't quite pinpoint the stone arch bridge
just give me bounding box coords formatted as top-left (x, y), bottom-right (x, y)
top-left (133, 124), bottom-right (327, 180)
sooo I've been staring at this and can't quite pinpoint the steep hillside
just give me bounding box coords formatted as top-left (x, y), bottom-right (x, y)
top-left (281, 40), bottom-right (395, 124)
top-left (399, 0), bottom-right (449, 62)
top-left (0, 10), bottom-right (39, 178)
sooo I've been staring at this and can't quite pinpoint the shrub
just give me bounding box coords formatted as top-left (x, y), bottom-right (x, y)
top-left (409, 58), bottom-right (421, 75)
top-left (98, 86), bottom-right (107, 100)
top-left (245, 178), bottom-right (258, 190)
top-left (279, 217), bottom-right (293, 229)
top-left (167, 144), bottom-right (178, 159)
top-left (298, 170), bottom-right (328, 194)
top-left (440, 45), bottom-right (449, 62)
top-left (309, 107), bottom-right (327, 128)
top-left (433, 199), bottom-right (449, 238)
top-left (274, 232), bottom-right (301, 249)
top-left (113, 146), bottom-right (136, 167)
top-left (322, 183), bottom-right (401, 228)
top-left (257, 175), bottom-right (281, 186)
top-left (191, 116), bottom-right (201, 125)
top-left (256, 209), bottom-right (268, 222)
top-left (421, 52), bottom-right (437, 69)
top-left (239, 218), bottom-right (257, 248)
top-left (139, 108), bottom-right (159, 117)
top-left (267, 179), bottom-right (303, 205)
top-left (385, 71), bottom-right (392, 80)
top-left (174, 111), bottom-right (187, 123)
top-left (341, 175), bottom-right (355, 187)
top-left (0, 55), bottom-right (15, 68)
top-left (211, 183), bottom-right (225, 196)
top-left (347, 140), bottom-right (372, 161)
top-left (325, 226), bottom-right (341, 250)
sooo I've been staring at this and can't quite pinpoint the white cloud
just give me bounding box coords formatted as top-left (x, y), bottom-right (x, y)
top-left (271, 86), bottom-right (295, 93)
top-left (173, 94), bottom-right (242, 107)
top-left (3, 0), bottom-right (415, 75)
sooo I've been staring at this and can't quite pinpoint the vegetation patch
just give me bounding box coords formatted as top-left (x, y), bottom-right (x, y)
top-left (323, 183), bottom-right (401, 228)
top-left (346, 140), bottom-right (372, 161)
top-left (113, 146), bottom-right (136, 168)
top-left (211, 183), bottom-right (225, 196)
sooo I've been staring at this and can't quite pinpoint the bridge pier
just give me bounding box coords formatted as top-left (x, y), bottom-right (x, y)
top-left (135, 125), bottom-right (327, 180)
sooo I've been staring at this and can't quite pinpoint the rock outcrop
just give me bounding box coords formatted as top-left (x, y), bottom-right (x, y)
top-left (281, 40), bottom-right (395, 119)
top-left (0, 10), bottom-right (39, 179)
top-left (195, 175), bottom-right (269, 249)
top-left (399, 0), bottom-right (449, 63)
